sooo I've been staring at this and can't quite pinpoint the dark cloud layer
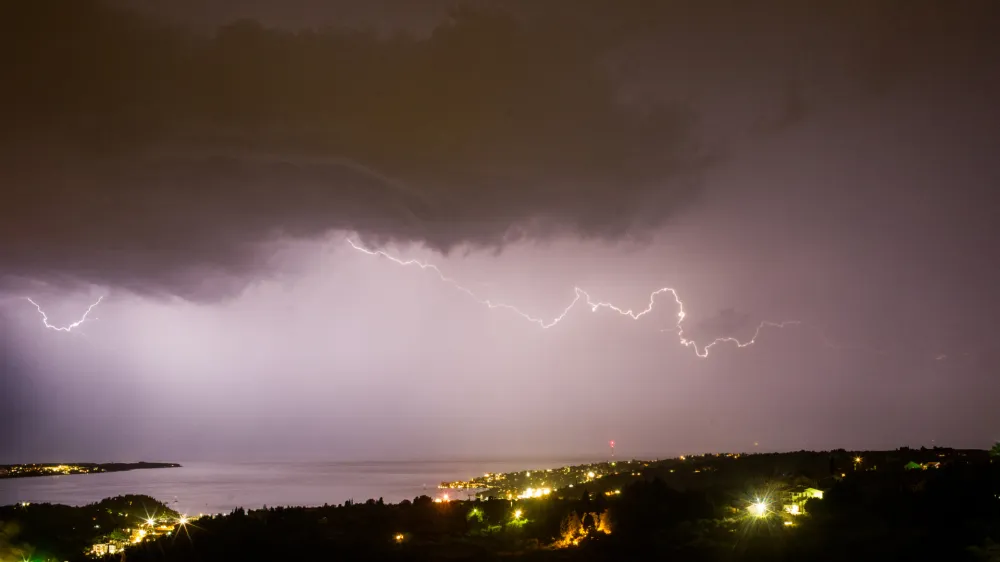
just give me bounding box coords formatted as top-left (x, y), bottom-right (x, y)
top-left (2, 0), bottom-right (997, 299)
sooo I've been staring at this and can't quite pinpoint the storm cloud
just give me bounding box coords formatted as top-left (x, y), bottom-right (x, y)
top-left (2, 0), bottom-right (997, 300)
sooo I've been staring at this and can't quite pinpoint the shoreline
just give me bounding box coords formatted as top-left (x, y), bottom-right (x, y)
top-left (0, 462), bottom-right (182, 480)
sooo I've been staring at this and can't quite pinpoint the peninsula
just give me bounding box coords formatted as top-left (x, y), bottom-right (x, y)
top-left (0, 462), bottom-right (181, 479)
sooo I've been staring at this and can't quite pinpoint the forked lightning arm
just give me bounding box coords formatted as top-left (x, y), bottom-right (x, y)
top-left (25, 296), bottom-right (103, 332)
top-left (25, 242), bottom-right (799, 357)
top-left (347, 239), bottom-right (799, 358)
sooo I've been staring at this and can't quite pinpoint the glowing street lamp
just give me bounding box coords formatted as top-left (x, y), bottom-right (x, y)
top-left (513, 509), bottom-right (523, 520)
top-left (747, 500), bottom-right (768, 518)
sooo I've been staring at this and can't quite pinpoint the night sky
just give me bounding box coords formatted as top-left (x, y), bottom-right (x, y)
top-left (2, 0), bottom-right (999, 463)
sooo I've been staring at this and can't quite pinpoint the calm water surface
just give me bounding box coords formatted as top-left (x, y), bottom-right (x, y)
top-left (0, 459), bottom-right (589, 515)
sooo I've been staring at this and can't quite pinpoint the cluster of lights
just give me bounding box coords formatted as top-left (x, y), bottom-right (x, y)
top-left (517, 487), bottom-right (552, 499)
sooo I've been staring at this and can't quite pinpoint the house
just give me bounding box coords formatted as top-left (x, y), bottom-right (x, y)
top-left (904, 461), bottom-right (940, 471)
top-left (782, 487), bottom-right (825, 515)
top-left (91, 543), bottom-right (119, 556)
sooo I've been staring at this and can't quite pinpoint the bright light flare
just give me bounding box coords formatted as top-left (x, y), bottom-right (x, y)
top-left (347, 239), bottom-right (799, 358)
top-left (25, 296), bottom-right (103, 332)
top-left (178, 515), bottom-right (188, 525)
top-left (517, 487), bottom-right (553, 499)
top-left (513, 509), bottom-right (523, 520)
top-left (748, 500), bottom-right (769, 518)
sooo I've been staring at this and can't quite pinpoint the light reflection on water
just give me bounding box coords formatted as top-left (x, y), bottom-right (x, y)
top-left (0, 459), bottom-right (590, 515)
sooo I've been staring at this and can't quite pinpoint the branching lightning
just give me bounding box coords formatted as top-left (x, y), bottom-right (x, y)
top-left (347, 239), bottom-right (799, 358)
top-left (25, 296), bottom-right (103, 332)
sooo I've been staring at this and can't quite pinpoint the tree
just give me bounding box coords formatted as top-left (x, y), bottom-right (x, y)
top-left (559, 512), bottom-right (583, 545)
top-left (0, 521), bottom-right (33, 562)
top-left (596, 510), bottom-right (612, 535)
top-left (990, 442), bottom-right (1000, 457)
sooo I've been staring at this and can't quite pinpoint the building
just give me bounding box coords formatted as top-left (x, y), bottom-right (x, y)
top-left (91, 543), bottom-right (119, 556)
top-left (783, 487), bottom-right (825, 515)
top-left (904, 461), bottom-right (941, 471)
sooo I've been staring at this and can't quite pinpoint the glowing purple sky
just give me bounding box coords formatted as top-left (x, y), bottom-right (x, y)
top-left (2, 0), bottom-right (999, 462)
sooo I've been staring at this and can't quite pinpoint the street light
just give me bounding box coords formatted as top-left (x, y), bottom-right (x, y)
top-left (747, 500), bottom-right (768, 518)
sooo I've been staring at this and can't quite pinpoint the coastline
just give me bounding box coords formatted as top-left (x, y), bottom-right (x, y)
top-left (0, 462), bottom-right (182, 480)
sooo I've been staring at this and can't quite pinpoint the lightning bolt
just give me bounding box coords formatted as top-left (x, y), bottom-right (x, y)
top-left (24, 296), bottom-right (103, 332)
top-left (347, 239), bottom-right (799, 358)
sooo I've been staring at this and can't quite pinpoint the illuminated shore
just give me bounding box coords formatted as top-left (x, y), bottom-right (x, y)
top-left (0, 462), bottom-right (181, 479)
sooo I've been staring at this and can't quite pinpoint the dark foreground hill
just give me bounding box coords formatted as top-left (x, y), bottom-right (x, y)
top-left (2, 449), bottom-right (999, 562)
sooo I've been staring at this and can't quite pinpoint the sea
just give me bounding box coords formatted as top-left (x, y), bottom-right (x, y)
top-left (0, 459), bottom-right (590, 515)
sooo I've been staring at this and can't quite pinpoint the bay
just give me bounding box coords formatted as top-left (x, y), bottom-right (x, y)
top-left (0, 459), bottom-right (589, 515)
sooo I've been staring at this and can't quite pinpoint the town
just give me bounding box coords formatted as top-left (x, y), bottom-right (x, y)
top-left (88, 510), bottom-right (201, 557)
top-left (1, 494), bottom-right (201, 560)
top-left (439, 447), bottom-right (976, 503)
top-left (0, 462), bottom-right (181, 479)
top-left (1, 447), bottom-right (996, 561)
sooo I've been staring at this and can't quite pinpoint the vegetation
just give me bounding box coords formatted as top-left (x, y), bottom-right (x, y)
top-left (3, 450), bottom-right (1000, 561)
top-left (117, 461), bottom-right (1000, 562)
top-left (991, 442), bottom-right (1000, 457)
top-left (0, 495), bottom-right (177, 561)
